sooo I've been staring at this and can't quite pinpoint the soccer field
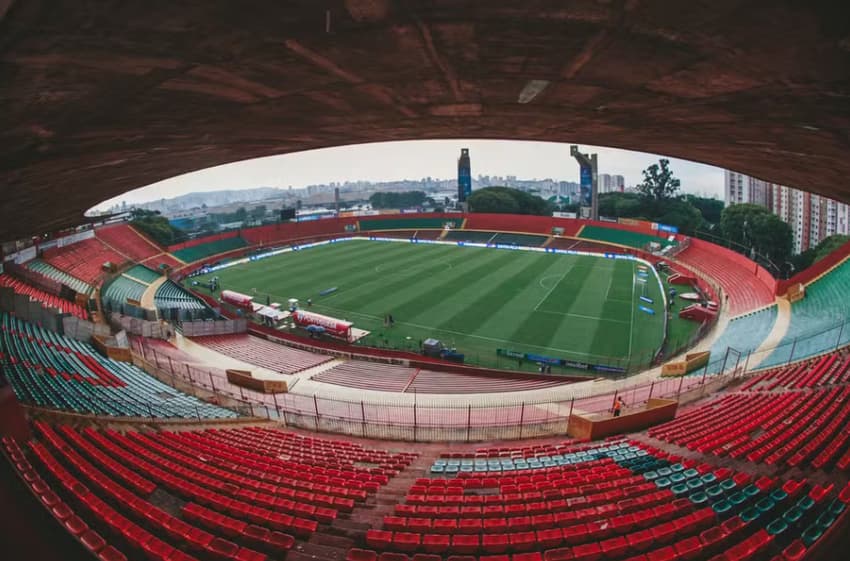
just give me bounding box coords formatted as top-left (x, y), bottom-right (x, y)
top-left (192, 239), bottom-right (667, 373)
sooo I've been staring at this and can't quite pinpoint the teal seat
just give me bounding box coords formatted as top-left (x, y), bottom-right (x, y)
top-left (742, 484), bottom-right (760, 498)
top-left (783, 506), bottom-right (804, 524)
top-left (669, 464), bottom-right (685, 473)
top-left (741, 507), bottom-right (761, 523)
top-left (756, 497), bottom-right (776, 513)
top-left (706, 485), bottom-right (724, 500)
top-left (657, 467), bottom-right (672, 477)
top-left (770, 489), bottom-right (789, 503)
top-left (701, 473), bottom-right (717, 485)
top-left (828, 499), bottom-right (846, 516)
top-left (670, 473), bottom-right (686, 484)
top-left (643, 471), bottom-right (658, 481)
top-left (683, 468), bottom-right (699, 479)
top-left (656, 477), bottom-right (672, 489)
top-left (713, 500), bottom-right (732, 516)
top-left (687, 479), bottom-right (704, 491)
top-left (815, 511), bottom-right (836, 530)
top-left (430, 465), bottom-right (445, 473)
top-left (797, 496), bottom-right (815, 512)
top-left (671, 483), bottom-right (690, 496)
top-left (729, 492), bottom-right (747, 508)
top-left (720, 479), bottom-right (737, 492)
top-left (690, 492), bottom-right (709, 506)
top-left (802, 525), bottom-right (823, 546)
top-left (766, 518), bottom-right (789, 536)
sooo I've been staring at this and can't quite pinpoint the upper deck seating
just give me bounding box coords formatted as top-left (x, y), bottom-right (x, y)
top-left (26, 259), bottom-right (92, 295)
top-left (579, 225), bottom-right (676, 249)
top-left (172, 236), bottom-right (248, 264)
top-left (42, 237), bottom-right (126, 284)
top-left (95, 224), bottom-right (161, 261)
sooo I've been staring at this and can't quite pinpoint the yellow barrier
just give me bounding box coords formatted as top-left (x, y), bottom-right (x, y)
top-left (661, 351), bottom-right (710, 377)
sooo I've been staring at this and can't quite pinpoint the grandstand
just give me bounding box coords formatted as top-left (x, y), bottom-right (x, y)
top-left (25, 259), bottom-right (92, 295)
top-left (442, 230), bottom-right (500, 243)
top-left (100, 276), bottom-right (147, 315)
top-left (705, 305), bottom-right (777, 373)
top-left (154, 281), bottom-right (210, 315)
top-left (490, 233), bottom-right (549, 247)
top-left (1, 312), bottom-right (234, 418)
top-left (673, 239), bottom-right (775, 316)
top-left (760, 258), bottom-right (850, 368)
top-left (171, 235), bottom-right (249, 263)
top-left (578, 225), bottom-right (677, 250)
top-left (42, 237), bottom-right (127, 285)
top-left (95, 224), bottom-right (161, 262)
top-left (0, 274), bottom-right (88, 320)
top-left (123, 264), bottom-right (161, 284)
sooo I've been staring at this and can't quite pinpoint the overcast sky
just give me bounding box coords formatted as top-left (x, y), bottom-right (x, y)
top-left (92, 139), bottom-right (725, 211)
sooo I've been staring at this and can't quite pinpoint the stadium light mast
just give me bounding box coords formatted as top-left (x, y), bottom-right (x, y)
top-left (570, 145), bottom-right (599, 221)
top-left (457, 148), bottom-right (472, 209)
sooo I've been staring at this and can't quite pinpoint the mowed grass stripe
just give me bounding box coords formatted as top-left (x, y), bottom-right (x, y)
top-left (214, 240), bottom-right (404, 294)
top-left (357, 248), bottom-right (519, 319)
top-left (630, 267), bottom-right (667, 357)
top-left (430, 252), bottom-right (557, 334)
top-left (328, 245), bottom-right (470, 309)
top-left (582, 260), bottom-right (634, 359)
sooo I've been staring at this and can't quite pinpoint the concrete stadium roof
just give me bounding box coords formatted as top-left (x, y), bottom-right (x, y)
top-left (2, 1), bottom-right (850, 240)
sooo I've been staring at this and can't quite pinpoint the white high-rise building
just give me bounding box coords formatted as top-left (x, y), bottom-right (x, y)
top-left (724, 170), bottom-right (771, 207)
top-left (770, 183), bottom-right (850, 254)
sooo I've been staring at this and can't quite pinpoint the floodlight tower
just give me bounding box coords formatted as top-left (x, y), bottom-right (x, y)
top-left (570, 145), bottom-right (599, 221)
top-left (457, 148), bottom-right (472, 206)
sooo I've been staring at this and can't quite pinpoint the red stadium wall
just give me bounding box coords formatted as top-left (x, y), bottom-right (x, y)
top-left (775, 238), bottom-right (850, 295)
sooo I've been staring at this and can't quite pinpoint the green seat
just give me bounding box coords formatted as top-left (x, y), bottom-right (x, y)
top-left (802, 525), bottom-right (823, 546)
top-left (706, 485), bottom-right (725, 500)
top-left (783, 506), bottom-right (804, 524)
top-left (683, 468), bottom-right (699, 479)
top-left (670, 473), bottom-right (686, 484)
top-left (713, 500), bottom-right (732, 516)
top-left (797, 496), bottom-right (815, 512)
top-left (690, 492), bottom-right (709, 506)
top-left (756, 497), bottom-right (776, 513)
top-left (656, 477), bottom-right (672, 489)
top-left (669, 463), bottom-right (685, 473)
top-left (741, 507), bottom-right (761, 523)
top-left (828, 499), bottom-right (846, 516)
top-left (815, 511), bottom-right (836, 530)
top-left (743, 484), bottom-right (760, 498)
top-left (671, 483), bottom-right (690, 496)
top-left (766, 518), bottom-right (789, 536)
top-left (720, 479), bottom-right (737, 492)
top-left (729, 492), bottom-right (747, 507)
top-left (770, 488), bottom-right (789, 503)
top-left (643, 470), bottom-right (659, 481)
top-left (701, 473), bottom-right (717, 485)
top-left (687, 479), bottom-right (704, 491)
top-left (657, 467), bottom-right (673, 477)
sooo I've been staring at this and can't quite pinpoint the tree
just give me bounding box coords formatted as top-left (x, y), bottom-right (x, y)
top-left (684, 195), bottom-right (724, 225)
top-left (467, 187), bottom-right (554, 215)
top-left (129, 209), bottom-right (187, 246)
top-left (636, 159), bottom-right (681, 201)
top-left (234, 207), bottom-right (248, 223)
top-left (720, 204), bottom-right (793, 264)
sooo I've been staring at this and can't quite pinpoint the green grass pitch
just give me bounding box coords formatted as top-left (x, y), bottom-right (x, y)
top-left (192, 239), bottom-right (668, 373)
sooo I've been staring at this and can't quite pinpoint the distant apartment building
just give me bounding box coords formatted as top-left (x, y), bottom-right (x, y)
top-left (727, 170), bottom-right (850, 253)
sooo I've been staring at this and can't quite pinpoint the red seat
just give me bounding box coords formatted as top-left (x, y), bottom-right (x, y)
top-left (422, 534), bottom-right (450, 553)
top-left (674, 536), bottom-right (703, 560)
top-left (571, 542), bottom-right (602, 561)
top-left (97, 546), bottom-right (128, 561)
top-left (483, 534), bottom-right (510, 554)
top-left (510, 532), bottom-right (536, 552)
top-left (543, 548), bottom-right (574, 561)
top-left (451, 534), bottom-right (480, 554)
top-left (513, 553), bottom-right (543, 561)
top-left (537, 528), bottom-right (563, 549)
top-left (412, 555), bottom-right (442, 561)
top-left (600, 536), bottom-right (628, 558)
top-left (393, 532), bottom-right (421, 552)
top-left (80, 530), bottom-right (107, 553)
top-left (379, 554), bottom-right (410, 561)
top-left (366, 530), bottom-right (393, 550)
top-left (645, 546), bottom-right (676, 561)
top-left (782, 540), bottom-right (806, 561)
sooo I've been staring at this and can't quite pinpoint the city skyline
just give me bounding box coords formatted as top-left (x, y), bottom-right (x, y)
top-left (92, 139), bottom-right (725, 212)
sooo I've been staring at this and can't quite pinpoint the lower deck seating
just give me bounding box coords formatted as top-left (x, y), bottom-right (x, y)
top-left (490, 233), bottom-right (549, 247)
top-left (101, 276), bottom-right (148, 314)
top-left (740, 351), bottom-right (850, 392)
top-left (192, 334), bottom-right (332, 373)
top-left (0, 274), bottom-right (88, 319)
top-left (443, 230), bottom-right (498, 244)
top-left (123, 265), bottom-right (161, 284)
top-left (579, 225), bottom-right (677, 249)
top-left (26, 259), bottom-right (92, 295)
top-left (359, 439), bottom-right (848, 561)
top-left (2, 423), bottom-right (415, 561)
top-left (706, 306), bottom-right (777, 373)
top-left (649, 384), bottom-right (850, 470)
top-left (673, 243), bottom-right (774, 316)
top-left (42, 237), bottom-right (127, 285)
top-left (1, 312), bottom-right (235, 419)
top-left (172, 236), bottom-right (248, 264)
top-left (155, 281), bottom-right (211, 318)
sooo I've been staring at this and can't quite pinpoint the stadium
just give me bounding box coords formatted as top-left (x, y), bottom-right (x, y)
top-left (2, 3), bottom-right (850, 561)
